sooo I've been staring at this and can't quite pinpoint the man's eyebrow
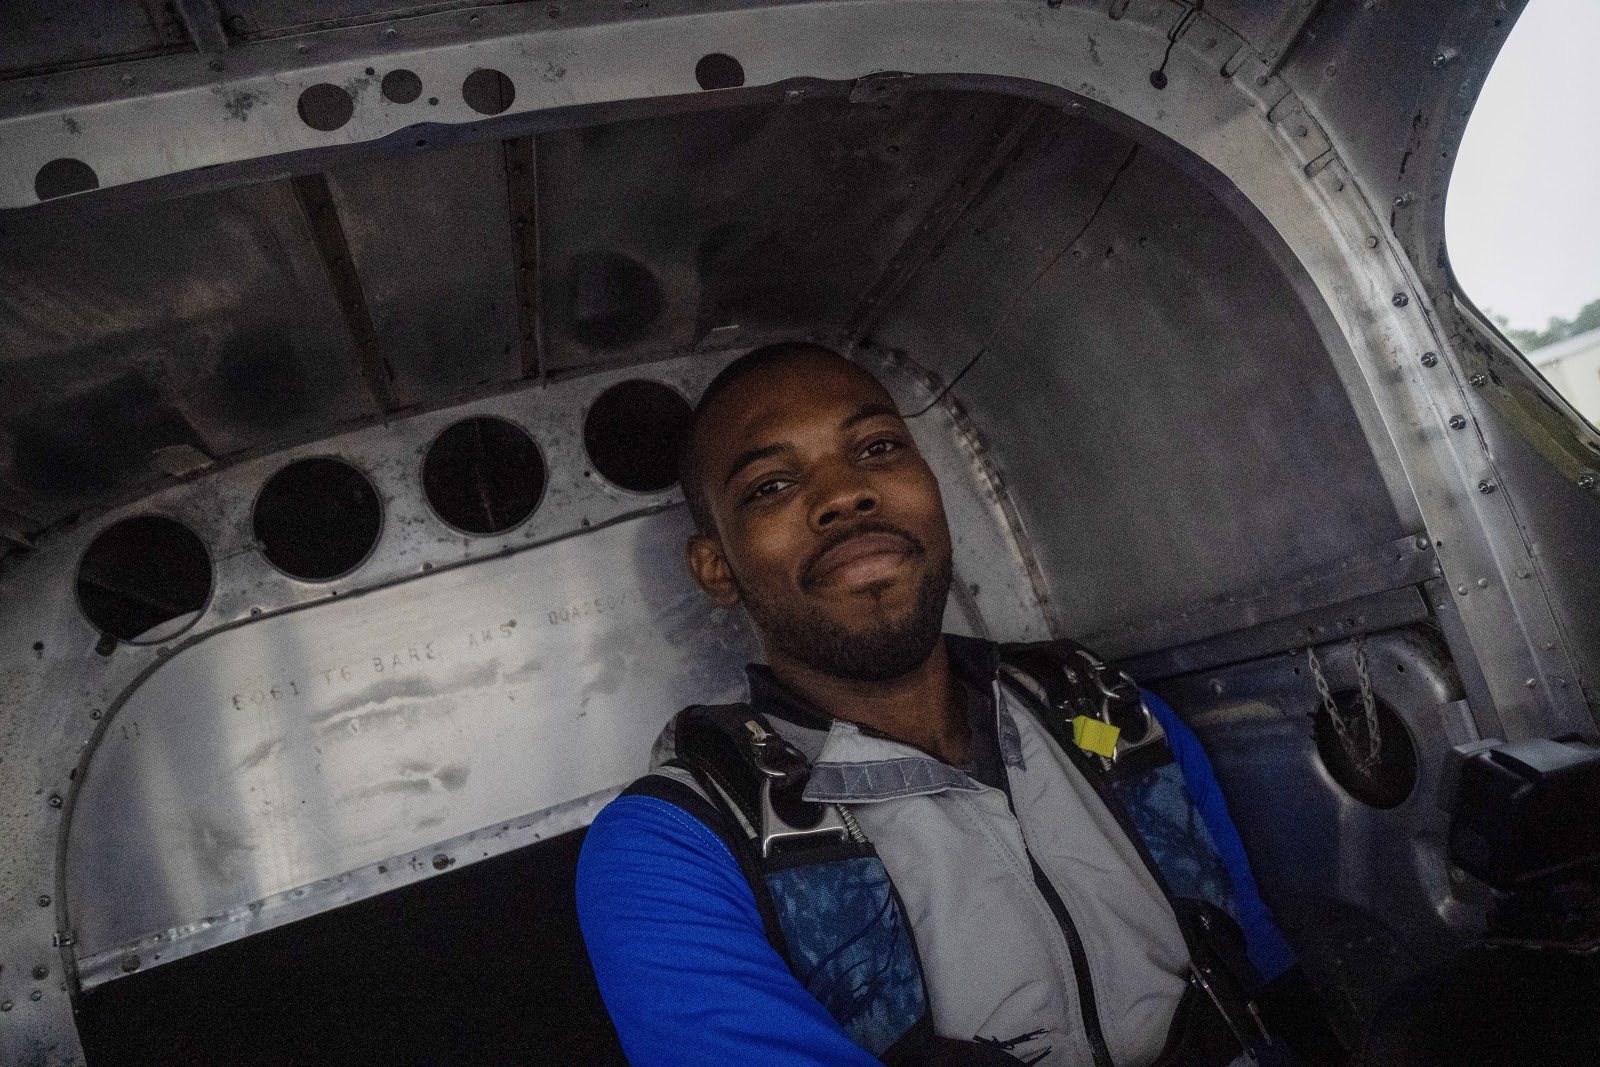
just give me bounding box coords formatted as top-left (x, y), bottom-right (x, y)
top-left (721, 443), bottom-right (785, 489)
top-left (841, 402), bottom-right (903, 429)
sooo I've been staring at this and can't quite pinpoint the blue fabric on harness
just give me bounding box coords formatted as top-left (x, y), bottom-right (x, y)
top-left (765, 853), bottom-right (927, 1055)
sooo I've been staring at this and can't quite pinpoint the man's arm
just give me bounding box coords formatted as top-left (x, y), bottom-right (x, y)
top-left (576, 792), bottom-right (883, 1067)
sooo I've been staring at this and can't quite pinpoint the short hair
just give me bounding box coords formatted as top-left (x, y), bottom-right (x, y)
top-left (679, 341), bottom-right (849, 536)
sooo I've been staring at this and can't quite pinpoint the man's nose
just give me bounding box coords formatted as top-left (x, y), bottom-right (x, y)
top-left (810, 464), bottom-right (878, 529)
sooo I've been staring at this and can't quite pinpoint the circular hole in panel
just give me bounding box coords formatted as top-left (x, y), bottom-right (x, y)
top-left (423, 417), bottom-right (547, 535)
top-left (1312, 693), bottom-right (1418, 810)
top-left (566, 251), bottom-right (663, 349)
top-left (297, 83), bottom-right (354, 131)
top-left (695, 53), bottom-right (745, 90)
top-left (462, 68), bottom-right (515, 115)
top-left (381, 69), bottom-right (423, 104)
top-left (583, 381), bottom-right (693, 493)
top-left (253, 457), bottom-right (382, 581)
top-left (77, 516), bottom-right (211, 644)
top-left (35, 158), bottom-right (99, 201)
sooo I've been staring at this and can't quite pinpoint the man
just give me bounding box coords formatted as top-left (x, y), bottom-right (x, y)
top-left (577, 343), bottom-right (1330, 1066)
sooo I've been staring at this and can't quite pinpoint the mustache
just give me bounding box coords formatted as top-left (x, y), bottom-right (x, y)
top-left (799, 519), bottom-right (925, 591)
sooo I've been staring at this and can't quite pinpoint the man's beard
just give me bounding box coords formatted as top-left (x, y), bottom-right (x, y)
top-left (737, 540), bottom-right (953, 684)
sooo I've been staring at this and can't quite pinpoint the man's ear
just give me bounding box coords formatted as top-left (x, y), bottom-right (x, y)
top-left (686, 533), bottom-right (741, 609)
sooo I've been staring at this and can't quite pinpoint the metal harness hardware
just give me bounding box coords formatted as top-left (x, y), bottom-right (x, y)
top-left (741, 718), bottom-right (855, 858)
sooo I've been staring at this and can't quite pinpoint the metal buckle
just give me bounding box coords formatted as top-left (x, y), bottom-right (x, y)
top-left (759, 778), bottom-right (851, 858)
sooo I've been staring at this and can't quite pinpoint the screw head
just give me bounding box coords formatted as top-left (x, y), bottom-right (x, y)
top-left (1392, 292), bottom-right (1409, 308)
top-left (1470, 372), bottom-right (1488, 387)
top-left (1477, 480), bottom-right (1495, 494)
top-left (1449, 415), bottom-right (1466, 430)
top-left (1421, 352), bottom-right (1438, 367)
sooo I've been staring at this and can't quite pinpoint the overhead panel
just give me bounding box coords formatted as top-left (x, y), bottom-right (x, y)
top-left (0, 180), bottom-right (374, 521)
top-left (325, 141), bottom-right (522, 404)
top-left (535, 92), bottom-right (1033, 374)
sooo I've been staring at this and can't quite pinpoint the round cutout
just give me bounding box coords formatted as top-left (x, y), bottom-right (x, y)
top-left (77, 516), bottom-right (211, 644)
top-left (381, 69), bottom-right (423, 104)
top-left (566, 251), bottom-right (663, 349)
top-left (1313, 693), bottom-right (1418, 810)
top-left (253, 457), bottom-right (382, 581)
top-left (695, 53), bottom-right (745, 91)
top-left (462, 69), bottom-right (515, 115)
top-left (423, 417), bottom-right (547, 535)
top-left (583, 380), bottom-right (693, 493)
top-left (35, 158), bottom-right (99, 201)
top-left (297, 83), bottom-right (354, 131)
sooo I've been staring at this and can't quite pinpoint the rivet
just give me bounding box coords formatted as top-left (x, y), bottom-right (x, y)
top-left (1516, 568), bottom-right (1530, 579)
top-left (208, 59), bottom-right (224, 72)
top-left (1366, 235), bottom-right (1379, 248)
top-left (47, 794), bottom-right (62, 808)
top-left (469, 13), bottom-right (480, 23)
top-left (1414, 535), bottom-right (1430, 550)
top-left (37, 895), bottom-right (50, 908)
top-left (1392, 292), bottom-right (1409, 308)
top-left (250, 607), bottom-right (262, 616)
top-left (1470, 373), bottom-right (1488, 387)
top-left (1296, 125), bottom-right (1308, 138)
top-left (32, 965), bottom-right (47, 980)
top-left (432, 853), bottom-right (452, 870)
top-left (384, 27), bottom-right (398, 37)
top-left (120, 74), bottom-right (135, 86)
top-left (1421, 352), bottom-right (1438, 367)
top-left (1579, 472), bottom-right (1597, 491)
top-left (1456, 585), bottom-right (1468, 596)
top-left (1477, 480), bottom-right (1495, 494)
top-left (1448, 415), bottom-right (1466, 430)
top-left (1209, 679), bottom-right (1223, 696)
top-left (0, 1001), bottom-right (10, 1011)
top-left (90, 709), bottom-right (101, 720)
top-left (1477, 578), bottom-right (1490, 588)
top-left (296, 43), bottom-right (309, 53)
top-left (1525, 678), bottom-right (1537, 689)
top-left (1255, 75), bottom-right (1269, 87)
top-left (121, 954), bottom-right (140, 973)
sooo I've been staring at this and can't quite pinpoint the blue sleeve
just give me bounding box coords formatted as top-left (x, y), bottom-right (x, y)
top-left (576, 793), bottom-right (882, 1067)
top-left (1143, 691), bottom-right (1299, 981)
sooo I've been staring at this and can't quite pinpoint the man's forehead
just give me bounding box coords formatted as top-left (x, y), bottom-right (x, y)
top-left (701, 354), bottom-right (897, 442)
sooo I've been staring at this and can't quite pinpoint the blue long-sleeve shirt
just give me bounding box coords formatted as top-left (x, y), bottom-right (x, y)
top-left (576, 689), bottom-right (1293, 1066)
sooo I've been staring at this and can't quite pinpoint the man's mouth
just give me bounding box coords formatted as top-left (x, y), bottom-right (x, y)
top-left (802, 528), bottom-right (921, 591)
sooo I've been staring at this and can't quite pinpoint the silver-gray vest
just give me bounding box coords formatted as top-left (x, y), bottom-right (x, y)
top-left (630, 641), bottom-right (1268, 1067)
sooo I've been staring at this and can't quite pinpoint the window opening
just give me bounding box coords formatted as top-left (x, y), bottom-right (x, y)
top-left (252, 457), bottom-right (382, 581)
top-left (1448, 0), bottom-right (1600, 428)
top-left (583, 380), bottom-right (693, 493)
top-left (423, 417), bottom-right (547, 535)
top-left (77, 515), bottom-right (211, 643)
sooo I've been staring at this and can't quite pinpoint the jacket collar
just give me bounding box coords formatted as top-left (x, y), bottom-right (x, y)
top-left (745, 635), bottom-right (1004, 804)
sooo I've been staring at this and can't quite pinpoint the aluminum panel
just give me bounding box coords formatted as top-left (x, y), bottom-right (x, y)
top-left (65, 509), bottom-right (757, 963)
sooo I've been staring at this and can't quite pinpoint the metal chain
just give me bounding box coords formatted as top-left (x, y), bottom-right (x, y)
top-left (1306, 637), bottom-right (1382, 775)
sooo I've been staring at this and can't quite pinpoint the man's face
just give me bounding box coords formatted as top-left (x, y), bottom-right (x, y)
top-left (686, 350), bottom-right (953, 682)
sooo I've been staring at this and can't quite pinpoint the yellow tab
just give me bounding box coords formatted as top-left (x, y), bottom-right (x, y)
top-left (1071, 715), bottom-right (1121, 758)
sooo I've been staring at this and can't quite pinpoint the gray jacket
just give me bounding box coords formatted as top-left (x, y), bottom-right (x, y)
top-left (650, 667), bottom-right (1192, 1067)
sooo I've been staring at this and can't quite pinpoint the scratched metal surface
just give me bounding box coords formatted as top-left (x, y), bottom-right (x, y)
top-left (64, 509), bottom-right (754, 966)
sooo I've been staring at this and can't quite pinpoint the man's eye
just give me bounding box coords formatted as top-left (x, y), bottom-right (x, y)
top-left (862, 438), bottom-right (901, 458)
top-left (747, 478), bottom-right (792, 502)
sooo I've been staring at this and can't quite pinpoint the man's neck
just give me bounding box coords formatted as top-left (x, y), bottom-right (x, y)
top-left (764, 639), bottom-right (970, 766)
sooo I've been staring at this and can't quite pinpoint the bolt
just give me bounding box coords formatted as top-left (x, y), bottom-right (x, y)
top-left (120, 954), bottom-right (140, 973)
top-left (1449, 415), bottom-right (1466, 430)
top-left (1366, 235), bottom-right (1379, 248)
top-left (1421, 352), bottom-right (1438, 367)
top-left (47, 794), bottom-right (62, 808)
top-left (1579, 472), bottom-right (1597, 491)
top-left (1392, 292), bottom-right (1409, 308)
top-left (37, 895), bottom-right (50, 908)
top-left (1470, 372), bottom-right (1487, 387)
top-left (32, 965), bottom-right (47, 980)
